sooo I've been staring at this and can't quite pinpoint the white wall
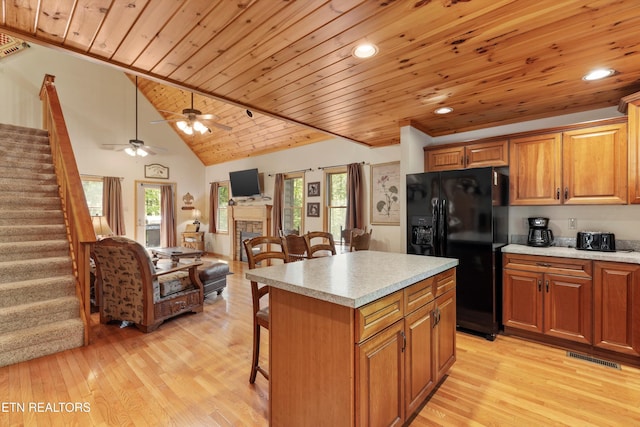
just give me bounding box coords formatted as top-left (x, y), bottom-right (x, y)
top-left (0, 44), bottom-right (206, 241)
top-left (205, 138), bottom-right (402, 255)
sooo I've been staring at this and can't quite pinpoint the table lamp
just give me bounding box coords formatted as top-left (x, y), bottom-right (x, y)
top-left (192, 209), bottom-right (201, 232)
top-left (92, 215), bottom-right (114, 239)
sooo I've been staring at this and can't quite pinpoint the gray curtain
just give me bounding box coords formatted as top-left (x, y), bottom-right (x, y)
top-left (160, 185), bottom-right (176, 247)
top-left (273, 173), bottom-right (284, 235)
top-left (102, 176), bottom-right (125, 235)
top-left (346, 163), bottom-right (364, 229)
top-left (209, 182), bottom-right (219, 233)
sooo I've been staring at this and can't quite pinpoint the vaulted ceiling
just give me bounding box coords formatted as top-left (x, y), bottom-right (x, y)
top-left (2, 0), bottom-right (640, 165)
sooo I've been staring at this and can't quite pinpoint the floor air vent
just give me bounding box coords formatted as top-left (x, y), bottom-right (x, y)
top-left (566, 351), bottom-right (621, 370)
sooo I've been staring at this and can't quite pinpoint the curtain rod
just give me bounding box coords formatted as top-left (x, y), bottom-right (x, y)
top-left (268, 167), bottom-right (313, 177)
top-left (317, 161), bottom-right (366, 170)
top-left (81, 174), bottom-right (124, 180)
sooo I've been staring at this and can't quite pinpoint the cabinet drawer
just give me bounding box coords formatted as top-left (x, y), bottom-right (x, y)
top-left (404, 276), bottom-right (435, 314)
top-left (435, 268), bottom-right (456, 296)
top-left (356, 291), bottom-right (404, 343)
top-left (503, 254), bottom-right (592, 278)
top-left (155, 291), bottom-right (200, 319)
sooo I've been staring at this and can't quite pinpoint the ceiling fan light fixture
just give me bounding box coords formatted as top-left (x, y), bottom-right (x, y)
top-left (193, 120), bottom-right (208, 134)
top-left (582, 68), bottom-right (615, 81)
top-left (124, 146), bottom-right (136, 157)
top-left (176, 120), bottom-right (188, 131)
top-left (137, 147), bottom-right (149, 157)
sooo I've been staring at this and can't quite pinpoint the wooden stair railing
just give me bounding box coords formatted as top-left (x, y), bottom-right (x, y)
top-left (39, 74), bottom-right (95, 345)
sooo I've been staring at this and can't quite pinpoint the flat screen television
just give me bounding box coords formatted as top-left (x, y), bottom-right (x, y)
top-left (229, 168), bottom-right (262, 197)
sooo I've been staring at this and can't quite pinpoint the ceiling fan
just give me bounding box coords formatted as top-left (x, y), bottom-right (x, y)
top-left (102, 76), bottom-right (167, 156)
top-left (151, 92), bottom-right (232, 134)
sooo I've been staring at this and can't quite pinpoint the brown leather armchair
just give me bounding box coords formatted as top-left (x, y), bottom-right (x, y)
top-left (92, 236), bottom-right (204, 332)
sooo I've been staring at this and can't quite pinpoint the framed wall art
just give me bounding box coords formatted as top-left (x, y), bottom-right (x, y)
top-left (307, 181), bottom-right (320, 197)
top-left (307, 202), bottom-right (320, 217)
top-left (370, 161), bottom-right (400, 225)
top-left (144, 163), bottom-right (169, 179)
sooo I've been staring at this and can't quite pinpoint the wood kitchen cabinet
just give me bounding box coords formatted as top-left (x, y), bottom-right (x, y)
top-left (425, 139), bottom-right (508, 171)
top-left (503, 254), bottom-right (592, 344)
top-left (356, 268), bottom-right (456, 427)
top-left (593, 261), bottom-right (640, 357)
top-left (509, 121), bottom-right (628, 205)
top-left (621, 91), bottom-right (640, 204)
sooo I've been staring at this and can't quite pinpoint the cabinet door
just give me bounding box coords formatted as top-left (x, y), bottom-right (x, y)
top-left (465, 140), bottom-right (509, 169)
top-left (356, 320), bottom-right (405, 427)
top-left (503, 269), bottom-right (543, 332)
top-left (425, 146), bottom-right (465, 171)
top-left (434, 288), bottom-right (456, 380)
top-left (627, 99), bottom-right (640, 204)
top-left (509, 133), bottom-right (562, 205)
top-left (543, 273), bottom-right (592, 344)
top-left (562, 123), bottom-right (628, 205)
top-left (404, 301), bottom-right (435, 417)
top-left (594, 262), bottom-right (640, 356)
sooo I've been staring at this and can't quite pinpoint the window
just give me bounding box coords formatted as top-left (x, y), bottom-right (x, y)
top-left (81, 177), bottom-right (103, 216)
top-left (217, 182), bottom-right (229, 233)
top-left (325, 169), bottom-right (347, 241)
top-left (283, 174), bottom-right (304, 234)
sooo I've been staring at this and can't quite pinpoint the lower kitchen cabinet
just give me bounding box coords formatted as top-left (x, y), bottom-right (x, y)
top-left (356, 269), bottom-right (457, 427)
top-left (593, 261), bottom-right (640, 357)
top-left (503, 254), bottom-right (592, 345)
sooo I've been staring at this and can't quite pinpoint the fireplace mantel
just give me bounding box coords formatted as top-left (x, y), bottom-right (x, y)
top-left (231, 205), bottom-right (272, 261)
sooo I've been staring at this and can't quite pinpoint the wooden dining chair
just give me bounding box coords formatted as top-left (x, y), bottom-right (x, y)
top-left (242, 235), bottom-right (289, 383)
top-left (350, 228), bottom-right (373, 251)
top-left (303, 231), bottom-right (337, 258)
top-left (340, 227), bottom-right (364, 246)
top-left (283, 233), bottom-right (307, 262)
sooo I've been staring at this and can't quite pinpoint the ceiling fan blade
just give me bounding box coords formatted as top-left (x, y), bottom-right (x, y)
top-left (101, 144), bottom-right (130, 151)
top-left (207, 121), bottom-right (232, 132)
top-left (150, 118), bottom-right (182, 124)
top-left (142, 146), bottom-right (167, 155)
top-left (198, 113), bottom-right (220, 120)
top-left (157, 109), bottom-right (187, 117)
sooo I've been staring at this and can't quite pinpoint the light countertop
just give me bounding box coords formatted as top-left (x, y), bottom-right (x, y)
top-left (245, 250), bottom-right (458, 308)
top-left (502, 244), bottom-right (640, 264)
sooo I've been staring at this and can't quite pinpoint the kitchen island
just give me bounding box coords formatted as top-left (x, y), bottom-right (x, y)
top-left (246, 250), bottom-right (458, 427)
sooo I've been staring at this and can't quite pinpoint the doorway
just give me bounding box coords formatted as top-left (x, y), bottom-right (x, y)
top-left (135, 181), bottom-right (176, 248)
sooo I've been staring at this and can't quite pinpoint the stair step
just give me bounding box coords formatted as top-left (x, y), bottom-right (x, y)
top-left (0, 167), bottom-right (56, 182)
top-left (0, 150), bottom-right (53, 165)
top-left (0, 138), bottom-right (51, 154)
top-left (0, 257), bottom-right (72, 284)
top-left (0, 296), bottom-right (80, 334)
top-left (0, 182), bottom-right (59, 197)
top-left (0, 225), bottom-right (67, 243)
top-left (0, 318), bottom-right (84, 367)
top-left (0, 240), bottom-right (70, 261)
top-left (0, 123), bottom-right (48, 137)
top-left (0, 275), bottom-right (75, 308)
top-left (0, 209), bottom-right (64, 226)
top-left (0, 161), bottom-right (55, 175)
top-left (0, 195), bottom-right (62, 210)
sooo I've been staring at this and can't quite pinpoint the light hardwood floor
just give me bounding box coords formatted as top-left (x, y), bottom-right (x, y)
top-left (2, 257), bottom-right (640, 426)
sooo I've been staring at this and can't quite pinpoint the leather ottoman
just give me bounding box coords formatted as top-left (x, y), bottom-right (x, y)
top-left (198, 261), bottom-right (231, 296)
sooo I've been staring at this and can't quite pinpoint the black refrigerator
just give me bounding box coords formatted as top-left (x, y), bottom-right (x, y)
top-left (406, 167), bottom-right (508, 340)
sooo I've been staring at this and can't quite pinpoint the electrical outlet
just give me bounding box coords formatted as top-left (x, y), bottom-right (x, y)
top-left (568, 218), bottom-right (577, 230)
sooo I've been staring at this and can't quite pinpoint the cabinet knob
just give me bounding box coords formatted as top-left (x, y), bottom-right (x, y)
top-left (545, 280), bottom-right (550, 293)
top-left (537, 279), bottom-right (542, 292)
top-left (556, 188), bottom-right (560, 200)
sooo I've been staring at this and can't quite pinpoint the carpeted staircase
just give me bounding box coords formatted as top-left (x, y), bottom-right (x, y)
top-left (0, 123), bottom-right (84, 367)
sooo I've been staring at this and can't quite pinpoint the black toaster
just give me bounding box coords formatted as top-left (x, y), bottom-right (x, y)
top-left (576, 231), bottom-right (616, 252)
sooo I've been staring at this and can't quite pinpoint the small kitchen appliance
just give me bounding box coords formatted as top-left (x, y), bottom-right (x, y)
top-left (576, 231), bottom-right (616, 252)
top-left (527, 217), bottom-right (554, 247)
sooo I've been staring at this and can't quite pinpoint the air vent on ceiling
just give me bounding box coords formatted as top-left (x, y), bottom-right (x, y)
top-left (566, 351), bottom-right (621, 370)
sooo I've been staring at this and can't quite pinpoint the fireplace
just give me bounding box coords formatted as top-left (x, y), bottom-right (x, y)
top-left (231, 205), bottom-right (272, 261)
top-left (240, 230), bottom-right (261, 262)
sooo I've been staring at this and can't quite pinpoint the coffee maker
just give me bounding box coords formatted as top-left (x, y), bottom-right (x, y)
top-left (527, 217), bottom-right (554, 247)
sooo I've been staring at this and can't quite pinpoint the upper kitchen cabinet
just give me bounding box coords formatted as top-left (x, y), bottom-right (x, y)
top-left (425, 140), bottom-right (508, 172)
top-left (620, 91), bottom-right (640, 204)
top-left (509, 133), bottom-right (562, 205)
top-left (510, 120), bottom-right (628, 205)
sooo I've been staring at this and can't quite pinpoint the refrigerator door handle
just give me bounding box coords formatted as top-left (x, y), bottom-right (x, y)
top-left (439, 198), bottom-right (447, 256)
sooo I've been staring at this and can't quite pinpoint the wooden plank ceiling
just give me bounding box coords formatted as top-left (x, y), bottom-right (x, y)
top-left (2, 0), bottom-right (640, 166)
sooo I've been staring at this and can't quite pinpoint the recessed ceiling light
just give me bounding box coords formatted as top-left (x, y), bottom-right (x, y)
top-left (434, 107), bottom-right (453, 115)
top-left (582, 68), bottom-right (615, 81)
top-left (352, 43), bottom-right (378, 59)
